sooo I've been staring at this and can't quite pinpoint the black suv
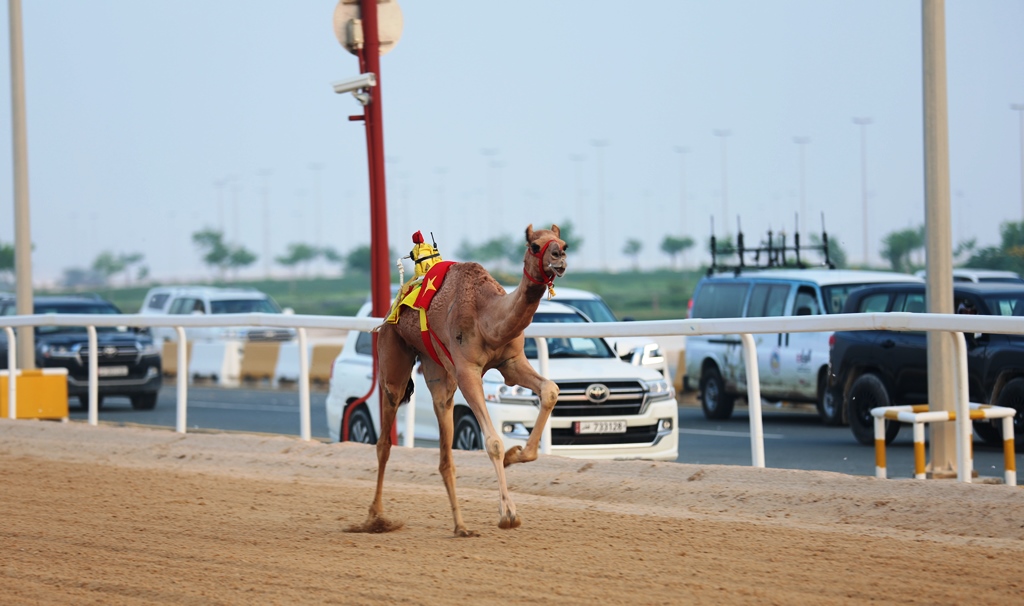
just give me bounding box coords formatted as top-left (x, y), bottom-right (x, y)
top-left (1, 295), bottom-right (162, 410)
top-left (827, 282), bottom-right (1024, 447)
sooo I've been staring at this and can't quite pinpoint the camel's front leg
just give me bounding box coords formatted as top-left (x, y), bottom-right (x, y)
top-left (496, 353), bottom-right (559, 467)
top-left (457, 367), bottom-right (521, 530)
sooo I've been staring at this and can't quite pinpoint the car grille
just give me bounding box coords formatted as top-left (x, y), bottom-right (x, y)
top-left (77, 345), bottom-right (140, 364)
top-left (548, 424), bottom-right (660, 446)
top-left (550, 380), bottom-right (647, 417)
top-left (246, 328), bottom-right (294, 342)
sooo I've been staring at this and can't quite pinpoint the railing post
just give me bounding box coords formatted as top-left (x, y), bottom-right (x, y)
top-left (537, 337), bottom-right (551, 455)
top-left (740, 333), bottom-right (765, 468)
top-left (175, 327), bottom-right (188, 434)
top-left (298, 327), bottom-right (311, 441)
top-left (951, 331), bottom-right (972, 483)
top-left (403, 389), bottom-right (416, 448)
top-left (87, 325), bottom-right (98, 426)
top-left (5, 327), bottom-right (15, 419)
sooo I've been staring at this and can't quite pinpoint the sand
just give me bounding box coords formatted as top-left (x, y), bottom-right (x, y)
top-left (2, 418), bottom-right (1023, 605)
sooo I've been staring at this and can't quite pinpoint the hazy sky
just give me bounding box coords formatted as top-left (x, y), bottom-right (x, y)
top-left (1, 1), bottom-right (1023, 283)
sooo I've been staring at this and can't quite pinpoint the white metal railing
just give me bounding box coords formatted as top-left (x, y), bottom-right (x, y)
top-left (2, 311), bottom-right (1023, 482)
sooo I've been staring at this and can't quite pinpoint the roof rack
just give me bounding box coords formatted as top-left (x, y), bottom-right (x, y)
top-left (707, 215), bottom-right (837, 277)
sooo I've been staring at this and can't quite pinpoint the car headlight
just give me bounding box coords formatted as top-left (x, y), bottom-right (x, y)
top-left (39, 344), bottom-right (75, 358)
top-left (138, 342), bottom-right (161, 356)
top-left (644, 378), bottom-right (673, 398)
top-left (483, 378), bottom-right (538, 404)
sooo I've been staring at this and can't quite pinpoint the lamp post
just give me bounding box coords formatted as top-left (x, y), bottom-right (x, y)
top-left (257, 169), bottom-right (272, 278)
top-left (481, 148), bottom-right (500, 235)
top-left (713, 129), bottom-right (732, 235)
top-left (674, 146), bottom-right (689, 237)
top-left (570, 153), bottom-right (586, 231)
top-left (591, 139), bottom-right (609, 270)
top-left (793, 137), bottom-right (810, 236)
top-left (8, 0), bottom-right (34, 368)
top-left (853, 117), bottom-right (872, 265)
top-left (309, 162), bottom-right (324, 275)
top-left (1012, 104), bottom-right (1024, 219)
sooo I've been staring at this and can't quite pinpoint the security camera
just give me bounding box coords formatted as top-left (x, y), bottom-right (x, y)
top-left (332, 73), bottom-right (377, 94)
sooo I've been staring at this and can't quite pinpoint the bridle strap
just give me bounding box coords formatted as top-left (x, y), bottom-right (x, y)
top-left (523, 239), bottom-right (557, 286)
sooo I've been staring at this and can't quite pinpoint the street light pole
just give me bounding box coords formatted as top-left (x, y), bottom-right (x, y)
top-left (257, 169), bottom-right (272, 278)
top-left (793, 137), bottom-right (810, 236)
top-left (713, 130), bottom-right (732, 235)
top-left (1012, 104), bottom-right (1024, 219)
top-left (591, 139), bottom-right (609, 270)
top-left (674, 146), bottom-right (689, 237)
top-left (853, 117), bottom-right (872, 265)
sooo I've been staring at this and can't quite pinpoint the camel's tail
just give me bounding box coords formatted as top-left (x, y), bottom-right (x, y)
top-left (400, 378), bottom-right (414, 405)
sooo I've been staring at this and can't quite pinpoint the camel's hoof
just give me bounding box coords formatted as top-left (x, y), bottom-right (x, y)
top-left (454, 526), bottom-right (480, 538)
top-left (498, 514), bottom-right (522, 530)
top-left (345, 515), bottom-right (404, 534)
top-left (503, 445), bottom-right (523, 467)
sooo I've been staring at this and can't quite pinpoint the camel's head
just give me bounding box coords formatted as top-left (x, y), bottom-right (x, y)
top-left (524, 224), bottom-right (568, 281)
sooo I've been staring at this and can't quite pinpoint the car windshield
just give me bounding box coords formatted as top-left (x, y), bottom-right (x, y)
top-left (34, 302), bottom-right (126, 334)
top-left (554, 299), bottom-right (618, 322)
top-left (523, 312), bottom-right (615, 359)
top-left (210, 298), bottom-right (281, 314)
top-left (822, 283), bottom-right (891, 314)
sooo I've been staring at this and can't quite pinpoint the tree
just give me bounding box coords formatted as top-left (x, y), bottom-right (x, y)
top-left (192, 229), bottom-right (231, 277)
top-left (343, 244), bottom-right (397, 275)
top-left (623, 238), bottom-right (643, 270)
top-left (964, 221), bottom-right (1024, 273)
top-left (321, 246), bottom-right (345, 276)
top-left (880, 226), bottom-right (924, 273)
top-left (0, 241), bottom-right (15, 283)
top-left (660, 235), bottom-right (694, 269)
top-left (275, 243), bottom-right (319, 276)
top-left (228, 247), bottom-right (257, 274)
top-left (807, 234), bottom-right (847, 269)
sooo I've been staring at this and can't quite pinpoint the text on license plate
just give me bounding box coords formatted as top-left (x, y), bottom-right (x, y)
top-left (97, 365), bottom-right (129, 377)
top-left (574, 420), bottom-right (627, 434)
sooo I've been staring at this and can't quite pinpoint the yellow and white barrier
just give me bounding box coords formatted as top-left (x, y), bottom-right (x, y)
top-left (1, 368), bottom-right (69, 419)
top-left (240, 341), bottom-right (281, 383)
top-left (872, 403), bottom-right (1016, 485)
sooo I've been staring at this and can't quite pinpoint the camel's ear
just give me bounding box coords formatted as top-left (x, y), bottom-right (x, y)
top-left (550, 224), bottom-right (560, 238)
top-left (525, 224), bottom-right (535, 243)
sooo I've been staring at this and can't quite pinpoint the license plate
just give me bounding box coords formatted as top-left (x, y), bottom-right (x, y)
top-left (574, 420), bottom-right (627, 434)
top-left (97, 365), bottom-right (129, 377)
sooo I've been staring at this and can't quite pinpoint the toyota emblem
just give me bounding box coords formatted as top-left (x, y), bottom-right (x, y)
top-left (102, 346), bottom-right (118, 356)
top-left (585, 383), bottom-right (610, 403)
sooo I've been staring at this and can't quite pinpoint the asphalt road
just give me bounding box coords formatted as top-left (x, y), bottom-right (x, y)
top-left (67, 385), bottom-right (1021, 481)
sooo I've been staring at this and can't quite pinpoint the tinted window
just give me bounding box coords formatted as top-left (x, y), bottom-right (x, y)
top-left (210, 298), bottom-right (281, 314)
top-left (355, 331), bottom-right (373, 356)
top-left (691, 282), bottom-right (749, 319)
top-left (821, 283), bottom-right (887, 314)
top-left (856, 293), bottom-right (891, 313)
top-left (747, 284), bottom-right (789, 318)
top-left (896, 293), bottom-right (927, 313)
top-left (35, 301), bottom-right (124, 334)
top-left (793, 286), bottom-right (819, 316)
top-left (983, 296), bottom-right (1024, 316)
top-left (146, 293), bottom-right (170, 310)
top-left (168, 297), bottom-right (198, 314)
top-left (524, 311), bottom-right (614, 359)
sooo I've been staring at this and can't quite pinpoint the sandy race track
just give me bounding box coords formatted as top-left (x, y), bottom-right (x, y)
top-left (2, 419), bottom-right (1023, 605)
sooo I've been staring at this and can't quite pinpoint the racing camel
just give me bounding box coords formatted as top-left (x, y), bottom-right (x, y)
top-left (348, 224), bottom-right (568, 536)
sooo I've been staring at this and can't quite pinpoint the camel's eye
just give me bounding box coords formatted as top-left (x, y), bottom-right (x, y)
top-left (561, 243), bottom-right (568, 252)
top-left (530, 243), bottom-right (540, 253)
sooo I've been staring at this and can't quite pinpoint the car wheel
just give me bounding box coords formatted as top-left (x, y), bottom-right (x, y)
top-left (454, 413), bottom-right (483, 451)
top-left (847, 373), bottom-right (899, 446)
top-left (130, 393), bottom-right (158, 410)
top-left (990, 378), bottom-right (1024, 451)
top-left (699, 366), bottom-right (735, 420)
top-left (77, 395), bottom-right (103, 411)
top-left (345, 406), bottom-right (377, 444)
top-left (817, 371), bottom-right (844, 426)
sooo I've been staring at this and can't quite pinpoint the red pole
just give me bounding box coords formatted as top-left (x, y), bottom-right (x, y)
top-left (359, 0), bottom-right (397, 444)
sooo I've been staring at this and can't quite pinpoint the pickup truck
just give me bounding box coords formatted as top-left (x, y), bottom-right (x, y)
top-left (826, 282), bottom-right (1024, 447)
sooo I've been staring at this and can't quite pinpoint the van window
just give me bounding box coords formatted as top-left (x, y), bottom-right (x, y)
top-left (747, 284), bottom-right (789, 317)
top-left (822, 283), bottom-right (883, 314)
top-left (168, 297), bottom-right (199, 315)
top-left (857, 293), bottom-right (891, 313)
top-left (793, 287), bottom-right (819, 316)
top-left (146, 293), bottom-right (169, 310)
top-left (691, 282), bottom-right (749, 319)
top-left (897, 293), bottom-right (926, 313)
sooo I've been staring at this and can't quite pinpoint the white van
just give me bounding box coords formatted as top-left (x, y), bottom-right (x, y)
top-left (684, 268), bottom-right (922, 423)
top-left (139, 286), bottom-right (295, 343)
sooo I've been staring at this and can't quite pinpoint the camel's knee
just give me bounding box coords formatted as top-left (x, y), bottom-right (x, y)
top-left (539, 380), bottom-right (559, 410)
top-left (485, 434), bottom-right (504, 460)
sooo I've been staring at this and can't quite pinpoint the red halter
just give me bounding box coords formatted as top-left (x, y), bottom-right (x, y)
top-left (523, 239), bottom-right (557, 287)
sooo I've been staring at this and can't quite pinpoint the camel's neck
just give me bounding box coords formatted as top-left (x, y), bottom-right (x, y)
top-left (483, 274), bottom-right (547, 342)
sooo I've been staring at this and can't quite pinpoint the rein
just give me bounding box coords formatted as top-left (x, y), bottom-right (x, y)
top-left (524, 239), bottom-right (559, 299)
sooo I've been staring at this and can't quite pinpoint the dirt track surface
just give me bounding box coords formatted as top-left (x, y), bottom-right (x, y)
top-left (2, 419), bottom-right (1023, 605)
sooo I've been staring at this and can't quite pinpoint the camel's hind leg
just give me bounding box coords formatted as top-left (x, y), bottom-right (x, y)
top-left (455, 365), bottom-right (521, 530)
top-left (347, 327), bottom-right (415, 534)
top-left (495, 352), bottom-right (559, 467)
top-left (421, 361), bottom-right (477, 537)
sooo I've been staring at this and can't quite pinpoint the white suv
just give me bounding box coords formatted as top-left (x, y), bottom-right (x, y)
top-left (326, 300), bottom-right (678, 460)
top-left (685, 268), bottom-right (921, 423)
top-left (139, 286), bottom-right (295, 343)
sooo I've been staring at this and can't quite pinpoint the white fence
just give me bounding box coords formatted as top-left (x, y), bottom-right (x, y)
top-left (3, 310), bottom-right (1022, 483)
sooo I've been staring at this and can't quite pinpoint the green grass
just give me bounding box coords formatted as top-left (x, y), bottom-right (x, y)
top-left (47, 267), bottom-right (705, 321)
